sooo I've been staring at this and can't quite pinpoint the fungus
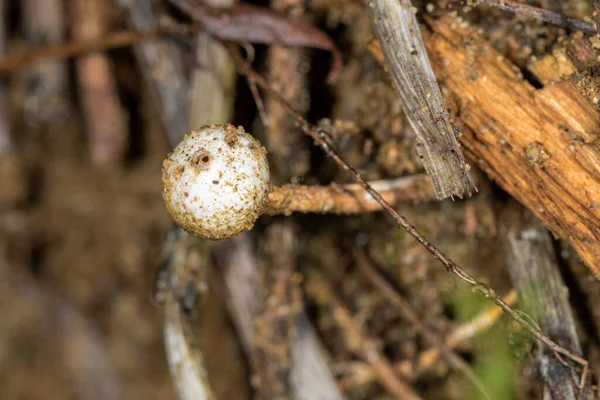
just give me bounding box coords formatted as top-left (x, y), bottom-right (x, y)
top-left (162, 124), bottom-right (270, 240)
top-left (162, 124), bottom-right (436, 240)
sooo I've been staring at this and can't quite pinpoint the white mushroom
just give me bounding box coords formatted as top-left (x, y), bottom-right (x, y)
top-left (162, 124), bottom-right (270, 240)
top-left (162, 124), bottom-right (436, 240)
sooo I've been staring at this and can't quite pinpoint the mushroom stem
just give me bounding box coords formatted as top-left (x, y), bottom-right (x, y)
top-left (265, 174), bottom-right (435, 216)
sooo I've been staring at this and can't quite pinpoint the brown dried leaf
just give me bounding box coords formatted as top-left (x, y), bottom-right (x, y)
top-left (167, 0), bottom-right (342, 82)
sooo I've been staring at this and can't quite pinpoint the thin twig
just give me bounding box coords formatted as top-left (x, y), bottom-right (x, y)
top-left (478, 0), bottom-right (596, 35)
top-left (305, 268), bottom-right (423, 400)
top-left (223, 42), bottom-right (591, 390)
top-left (264, 175), bottom-right (436, 215)
top-left (355, 251), bottom-right (490, 399)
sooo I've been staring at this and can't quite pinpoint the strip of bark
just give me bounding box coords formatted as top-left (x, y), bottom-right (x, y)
top-left (366, 0), bottom-right (475, 200)
top-left (500, 202), bottom-right (593, 399)
top-left (72, 0), bottom-right (127, 164)
top-left (264, 0), bottom-right (311, 181)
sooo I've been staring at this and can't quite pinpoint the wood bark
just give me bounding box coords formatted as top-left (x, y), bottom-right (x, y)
top-left (418, 16), bottom-right (600, 277)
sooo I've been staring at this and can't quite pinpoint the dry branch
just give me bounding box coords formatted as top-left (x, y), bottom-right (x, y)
top-left (367, 0), bottom-right (475, 200)
top-left (369, 18), bottom-right (600, 276)
top-left (72, 0), bottom-right (127, 164)
top-left (501, 204), bottom-right (593, 399)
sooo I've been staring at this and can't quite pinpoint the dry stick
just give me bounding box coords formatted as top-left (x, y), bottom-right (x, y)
top-left (116, 0), bottom-right (190, 148)
top-left (265, 174), bottom-right (436, 215)
top-left (355, 251), bottom-right (490, 400)
top-left (224, 43), bottom-right (591, 392)
top-left (367, 0), bottom-right (475, 200)
top-left (72, 0), bottom-right (127, 164)
top-left (305, 268), bottom-right (423, 400)
top-left (501, 205), bottom-right (594, 399)
top-left (478, 0), bottom-right (596, 35)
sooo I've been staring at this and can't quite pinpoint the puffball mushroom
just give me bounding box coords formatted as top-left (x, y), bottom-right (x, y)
top-left (162, 124), bottom-right (270, 240)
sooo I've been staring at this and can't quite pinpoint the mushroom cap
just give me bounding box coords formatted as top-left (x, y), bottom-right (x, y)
top-left (162, 124), bottom-right (270, 240)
